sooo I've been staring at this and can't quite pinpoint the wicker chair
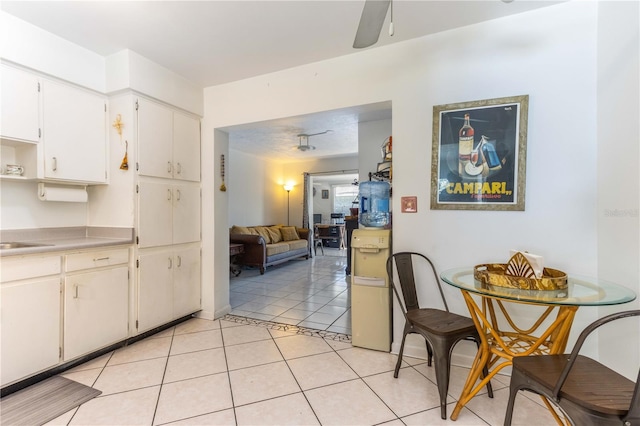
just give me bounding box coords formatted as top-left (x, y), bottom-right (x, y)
top-left (504, 310), bottom-right (640, 426)
top-left (386, 252), bottom-right (493, 420)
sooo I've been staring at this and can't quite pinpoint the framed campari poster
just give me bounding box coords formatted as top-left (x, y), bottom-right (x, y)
top-left (430, 95), bottom-right (529, 211)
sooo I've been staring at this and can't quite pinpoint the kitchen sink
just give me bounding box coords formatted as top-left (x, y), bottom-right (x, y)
top-left (0, 242), bottom-right (53, 250)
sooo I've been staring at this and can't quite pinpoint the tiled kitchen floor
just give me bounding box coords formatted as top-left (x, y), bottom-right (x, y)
top-left (45, 316), bottom-right (560, 425)
top-left (229, 248), bottom-right (352, 334)
top-left (39, 249), bottom-right (560, 426)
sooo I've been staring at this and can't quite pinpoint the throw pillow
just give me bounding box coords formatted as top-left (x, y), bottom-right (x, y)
top-left (267, 227), bottom-right (282, 243)
top-left (254, 226), bottom-right (272, 243)
top-left (280, 226), bottom-right (299, 241)
top-left (231, 225), bottom-right (251, 235)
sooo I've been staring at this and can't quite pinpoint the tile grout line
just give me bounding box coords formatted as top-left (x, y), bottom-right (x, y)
top-left (219, 319), bottom-right (240, 426)
top-left (150, 324), bottom-right (175, 426)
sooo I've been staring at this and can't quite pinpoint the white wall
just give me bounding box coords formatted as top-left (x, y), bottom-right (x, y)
top-left (281, 155), bottom-right (358, 228)
top-left (227, 149), bottom-right (284, 226)
top-left (0, 181), bottom-right (87, 229)
top-left (0, 12), bottom-right (105, 92)
top-left (203, 1), bottom-right (640, 376)
top-left (359, 119), bottom-right (392, 184)
top-left (596, 0), bottom-right (640, 375)
top-left (105, 50), bottom-right (203, 116)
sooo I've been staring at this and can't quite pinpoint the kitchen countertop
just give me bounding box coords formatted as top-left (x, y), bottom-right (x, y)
top-left (0, 227), bottom-right (134, 256)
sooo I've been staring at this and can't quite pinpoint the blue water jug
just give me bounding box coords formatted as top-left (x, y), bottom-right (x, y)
top-left (359, 181), bottom-right (390, 228)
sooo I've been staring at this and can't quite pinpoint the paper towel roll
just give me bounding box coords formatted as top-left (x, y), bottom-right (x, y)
top-left (38, 183), bottom-right (88, 203)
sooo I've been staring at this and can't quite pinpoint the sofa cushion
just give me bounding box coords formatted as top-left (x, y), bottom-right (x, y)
top-left (254, 226), bottom-right (272, 243)
top-left (287, 239), bottom-right (308, 251)
top-left (267, 227), bottom-right (282, 243)
top-left (266, 242), bottom-right (290, 256)
top-left (231, 225), bottom-right (251, 235)
top-left (280, 226), bottom-right (299, 241)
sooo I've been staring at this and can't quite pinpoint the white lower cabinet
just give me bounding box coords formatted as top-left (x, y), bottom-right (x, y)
top-left (137, 245), bottom-right (201, 333)
top-left (63, 248), bottom-right (130, 360)
top-left (64, 267), bottom-right (129, 360)
top-left (1, 277), bottom-right (61, 386)
top-left (0, 247), bottom-right (132, 386)
top-left (173, 246), bottom-right (201, 318)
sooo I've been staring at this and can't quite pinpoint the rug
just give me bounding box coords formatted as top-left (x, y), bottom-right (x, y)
top-left (1, 376), bottom-right (101, 425)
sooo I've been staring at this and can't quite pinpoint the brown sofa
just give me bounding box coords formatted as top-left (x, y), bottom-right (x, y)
top-left (230, 225), bottom-right (310, 274)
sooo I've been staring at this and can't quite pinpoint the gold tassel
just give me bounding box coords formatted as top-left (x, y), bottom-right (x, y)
top-left (120, 141), bottom-right (129, 170)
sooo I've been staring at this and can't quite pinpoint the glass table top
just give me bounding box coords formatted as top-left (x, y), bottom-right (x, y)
top-left (441, 267), bottom-right (637, 306)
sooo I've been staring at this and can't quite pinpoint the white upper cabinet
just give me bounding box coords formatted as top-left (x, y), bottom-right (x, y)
top-left (137, 98), bottom-right (200, 182)
top-left (172, 183), bottom-right (201, 245)
top-left (137, 181), bottom-right (200, 248)
top-left (0, 64), bottom-right (40, 144)
top-left (173, 111), bottom-right (201, 182)
top-left (137, 181), bottom-right (173, 248)
top-left (42, 80), bottom-right (107, 183)
top-left (137, 98), bottom-right (173, 179)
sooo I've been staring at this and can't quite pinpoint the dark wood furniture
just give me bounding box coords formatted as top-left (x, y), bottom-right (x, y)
top-left (504, 310), bottom-right (640, 426)
top-left (315, 224), bottom-right (345, 249)
top-left (229, 243), bottom-right (244, 276)
top-left (386, 252), bottom-right (493, 420)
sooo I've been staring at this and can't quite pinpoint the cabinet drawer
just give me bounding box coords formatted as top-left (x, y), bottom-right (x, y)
top-left (66, 248), bottom-right (129, 272)
top-left (1, 255), bottom-right (61, 282)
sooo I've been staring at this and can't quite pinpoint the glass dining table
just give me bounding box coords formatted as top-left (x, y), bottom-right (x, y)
top-left (440, 267), bottom-right (637, 422)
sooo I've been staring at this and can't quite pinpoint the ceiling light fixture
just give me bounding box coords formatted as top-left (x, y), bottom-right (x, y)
top-left (296, 130), bottom-right (333, 152)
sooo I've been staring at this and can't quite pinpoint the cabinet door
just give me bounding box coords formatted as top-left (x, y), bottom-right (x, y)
top-left (42, 80), bottom-right (106, 183)
top-left (173, 111), bottom-right (200, 182)
top-left (137, 250), bottom-right (173, 333)
top-left (64, 267), bottom-right (129, 360)
top-left (173, 183), bottom-right (201, 245)
top-left (137, 98), bottom-right (173, 179)
top-left (0, 65), bottom-right (40, 143)
top-left (1, 278), bottom-right (60, 386)
top-left (173, 246), bottom-right (201, 318)
top-left (137, 181), bottom-right (173, 248)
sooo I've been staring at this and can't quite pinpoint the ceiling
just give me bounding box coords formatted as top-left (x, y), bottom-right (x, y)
top-left (2, 0), bottom-right (559, 160)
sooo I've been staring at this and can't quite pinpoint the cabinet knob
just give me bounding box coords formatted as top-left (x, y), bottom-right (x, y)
top-left (168, 257), bottom-right (173, 269)
top-left (167, 189), bottom-right (172, 201)
top-left (52, 157), bottom-right (58, 172)
top-left (73, 284), bottom-right (79, 299)
top-left (177, 255), bottom-right (182, 267)
top-left (176, 162), bottom-right (182, 175)
top-left (167, 161), bottom-right (172, 174)
top-left (176, 189), bottom-right (181, 201)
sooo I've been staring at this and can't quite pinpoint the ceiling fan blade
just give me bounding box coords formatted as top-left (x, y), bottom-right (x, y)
top-left (353, 0), bottom-right (391, 49)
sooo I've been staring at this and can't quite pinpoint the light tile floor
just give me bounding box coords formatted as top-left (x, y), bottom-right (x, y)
top-left (39, 249), bottom-right (560, 425)
top-left (45, 316), bottom-right (560, 425)
top-left (230, 248), bottom-right (351, 334)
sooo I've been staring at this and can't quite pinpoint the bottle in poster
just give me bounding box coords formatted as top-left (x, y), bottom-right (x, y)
top-left (458, 113), bottom-right (474, 175)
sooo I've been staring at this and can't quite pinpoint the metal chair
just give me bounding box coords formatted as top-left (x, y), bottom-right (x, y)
top-left (504, 310), bottom-right (640, 426)
top-left (386, 252), bottom-right (493, 420)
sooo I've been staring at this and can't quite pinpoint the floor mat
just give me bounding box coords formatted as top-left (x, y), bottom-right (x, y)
top-left (1, 376), bottom-right (101, 425)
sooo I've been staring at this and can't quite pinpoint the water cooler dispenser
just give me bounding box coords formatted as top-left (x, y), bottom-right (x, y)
top-left (351, 228), bottom-right (391, 351)
top-left (359, 181), bottom-right (390, 228)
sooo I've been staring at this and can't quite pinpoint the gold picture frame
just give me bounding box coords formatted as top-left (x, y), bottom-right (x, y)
top-left (431, 95), bottom-right (529, 211)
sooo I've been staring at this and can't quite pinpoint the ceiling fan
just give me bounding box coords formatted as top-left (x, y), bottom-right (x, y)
top-left (296, 130), bottom-right (333, 151)
top-left (353, 0), bottom-right (393, 49)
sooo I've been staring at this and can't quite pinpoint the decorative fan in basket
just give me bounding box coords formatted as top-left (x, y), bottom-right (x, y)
top-left (474, 252), bottom-right (567, 291)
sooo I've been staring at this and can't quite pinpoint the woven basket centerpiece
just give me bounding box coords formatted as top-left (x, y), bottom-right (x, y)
top-left (474, 252), bottom-right (567, 291)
